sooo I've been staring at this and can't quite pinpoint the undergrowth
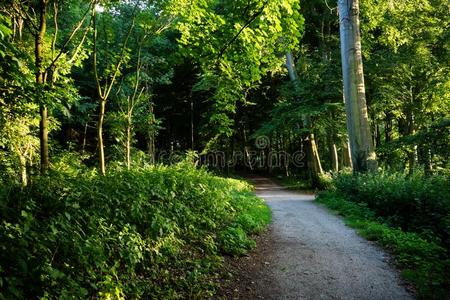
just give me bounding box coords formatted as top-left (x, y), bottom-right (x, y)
top-left (0, 162), bottom-right (270, 299)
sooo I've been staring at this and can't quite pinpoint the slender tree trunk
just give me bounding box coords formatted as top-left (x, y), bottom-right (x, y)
top-left (341, 140), bottom-right (353, 169)
top-left (97, 99), bottom-right (106, 175)
top-left (328, 113), bottom-right (339, 172)
top-left (243, 127), bottom-right (253, 171)
top-left (17, 152), bottom-right (28, 187)
top-left (331, 143), bottom-right (339, 172)
top-left (81, 119), bottom-right (89, 155)
top-left (338, 0), bottom-right (377, 172)
top-left (405, 110), bottom-right (416, 175)
top-left (286, 52), bottom-right (323, 184)
top-left (306, 133), bottom-right (323, 177)
top-left (385, 113), bottom-right (392, 143)
top-left (190, 97), bottom-right (194, 150)
top-left (375, 124), bottom-right (381, 147)
top-left (92, 2), bottom-right (136, 175)
top-left (147, 103), bottom-right (155, 164)
top-left (36, 0), bottom-right (49, 174)
top-left (126, 113), bottom-right (132, 170)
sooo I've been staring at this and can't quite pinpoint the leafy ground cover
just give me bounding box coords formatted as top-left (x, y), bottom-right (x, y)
top-left (317, 172), bottom-right (450, 299)
top-left (0, 162), bottom-right (270, 299)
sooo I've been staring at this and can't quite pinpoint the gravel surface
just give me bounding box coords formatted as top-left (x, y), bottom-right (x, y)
top-left (217, 176), bottom-right (414, 300)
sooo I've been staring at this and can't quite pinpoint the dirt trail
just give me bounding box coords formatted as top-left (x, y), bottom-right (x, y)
top-left (219, 176), bottom-right (413, 300)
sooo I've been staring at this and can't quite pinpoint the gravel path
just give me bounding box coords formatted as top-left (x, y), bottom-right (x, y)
top-left (220, 176), bottom-right (413, 300)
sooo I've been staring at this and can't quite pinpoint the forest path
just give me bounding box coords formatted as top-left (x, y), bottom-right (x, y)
top-left (220, 176), bottom-right (413, 299)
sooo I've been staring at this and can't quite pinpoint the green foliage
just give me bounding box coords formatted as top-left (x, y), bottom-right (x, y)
top-left (317, 191), bottom-right (450, 299)
top-left (176, 0), bottom-right (305, 145)
top-left (331, 172), bottom-right (450, 246)
top-left (0, 164), bottom-right (270, 298)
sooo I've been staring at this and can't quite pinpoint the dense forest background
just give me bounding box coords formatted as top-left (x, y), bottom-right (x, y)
top-left (1, 0), bottom-right (448, 183)
top-left (0, 0), bottom-right (449, 298)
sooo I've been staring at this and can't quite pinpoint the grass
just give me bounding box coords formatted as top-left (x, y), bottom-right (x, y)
top-left (317, 191), bottom-right (450, 299)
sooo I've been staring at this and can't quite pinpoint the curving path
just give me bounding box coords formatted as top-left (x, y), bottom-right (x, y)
top-left (229, 176), bottom-right (413, 300)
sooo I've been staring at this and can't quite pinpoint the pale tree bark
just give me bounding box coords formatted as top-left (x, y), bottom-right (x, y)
top-left (124, 37), bottom-right (146, 170)
top-left (92, 2), bottom-right (136, 175)
top-left (147, 103), bottom-right (156, 164)
top-left (338, 0), bottom-right (377, 172)
top-left (286, 52), bottom-right (323, 183)
top-left (340, 140), bottom-right (353, 169)
top-left (35, 0), bottom-right (49, 174)
top-left (331, 143), bottom-right (339, 172)
top-left (190, 97), bottom-right (194, 150)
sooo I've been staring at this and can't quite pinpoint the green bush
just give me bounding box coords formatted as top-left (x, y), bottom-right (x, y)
top-left (333, 172), bottom-right (450, 247)
top-left (0, 164), bottom-right (270, 299)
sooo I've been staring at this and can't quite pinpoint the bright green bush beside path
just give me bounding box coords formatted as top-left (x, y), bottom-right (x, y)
top-left (317, 172), bottom-right (450, 299)
top-left (0, 163), bottom-right (271, 299)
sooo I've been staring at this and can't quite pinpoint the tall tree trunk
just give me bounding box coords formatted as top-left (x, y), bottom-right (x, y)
top-left (36, 0), bottom-right (49, 174)
top-left (126, 113), bottom-right (132, 170)
top-left (375, 124), bottom-right (381, 148)
top-left (190, 97), bottom-right (194, 150)
top-left (81, 119), bottom-right (89, 155)
top-left (92, 2), bottom-right (136, 175)
top-left (147, 103), bottom-right (155, 164)
top-left (286, 52), bottom-right (323, 184)
top-left (243, 127), bottom-right (253, 171)
top-left (97, 99), bottom-right (106, 175)
top-left (17, 152), bottom-right (28, 187)
top-left (405, 109), bottom-right (416, 175)
top-left (341, 140), bottom-right (353, 170)
top-left (331, 143), bottom-right (339, 172)
top-left (328, 113), bottom-right (339, 172)
top-left (338, 0), bottom-right (377, 172)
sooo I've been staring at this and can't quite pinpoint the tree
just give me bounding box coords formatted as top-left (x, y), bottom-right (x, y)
top-left (92, 1), bottom-right (137, 175)
top-left (2, 0), bottom-right (93, 174)
top-left (286, 52), bottom-right (323, 184)
top-left (338, 0), bottom-right (377, 172)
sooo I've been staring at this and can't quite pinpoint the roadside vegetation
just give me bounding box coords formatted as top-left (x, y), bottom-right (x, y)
top-left (0, 158), bottom-right (270, 298)
top-left (1, 0), bottom-right (449, 298)
top-left (317, 172), bottom-right (450, 299)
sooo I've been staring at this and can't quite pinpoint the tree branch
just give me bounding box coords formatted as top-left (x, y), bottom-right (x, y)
top-left (217, 0), bottom-right (268, 60)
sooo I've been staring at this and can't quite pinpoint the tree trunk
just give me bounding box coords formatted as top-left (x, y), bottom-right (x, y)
top-left (405, 110), bottom-right (416, 175)
top-left (126, 114), bottom-right (132, 170)
top-left (375, 124), bottom-right (381, 148)
top-left (190, 97), bottom-right (194, 150)
top-left (18, 153), bottom-right (28, 187)
top-left (341, 140), bottom-right (353, 169)
top-left (147, 103), bottom-right (155, 164)
top-left (331, 143), bottom-right (339, 172)
top-left (81, 120), bottom-right (89, 155)
top-left (98, 99), bottom-right (106, 175)
top-left (338, 0), bottom-right (377, 172)
top-left (36, 0), bottom-right (49, 174)
top-left (307, 133), bottom-right (324, 185)
top-left (328, 113), bottom-right (339, 172)
top-left (92, 3), bottom-right (136, 175)
top-left (385, 113), bottom-right (392, 143)
top-left (286, 52), bottom-right (323, 184)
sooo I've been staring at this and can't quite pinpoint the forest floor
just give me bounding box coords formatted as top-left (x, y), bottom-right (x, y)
top-left (216, 176), bottom-right (414, 300)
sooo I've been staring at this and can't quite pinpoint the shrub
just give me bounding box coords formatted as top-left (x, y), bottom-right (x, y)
top-left (0, 164), bottom-right (270, 298)
top-left (333, 172), bottom-right (450, 247)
